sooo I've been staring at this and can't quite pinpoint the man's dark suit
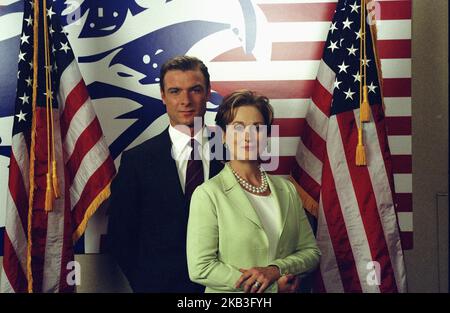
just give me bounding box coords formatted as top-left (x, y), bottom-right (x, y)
top-left (107, 127), bottom-right (224, 292)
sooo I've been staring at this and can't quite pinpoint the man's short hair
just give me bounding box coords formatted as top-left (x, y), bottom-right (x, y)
top-left (159, 56), bottom-right (210, 91)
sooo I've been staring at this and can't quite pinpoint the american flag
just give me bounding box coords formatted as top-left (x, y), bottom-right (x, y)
top-left (290, 0), bottom-right (407, 292)
top-left (207, 0), bottom-right (412, 249)
top-left (1, 0), bottom-right (116, 292)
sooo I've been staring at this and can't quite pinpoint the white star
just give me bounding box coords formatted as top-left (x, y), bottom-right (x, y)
top-left (29, 1), bottom-right (34, 9)
top-left (20, 33), bottom-right (30, 45)
top-left (347, 44), bottom-right (358, 56)
top-left (16, 110), bottom-right (27, 122)
top-left (333, 78), bottom-right (342, 90)
top-left (29, 61), bottom-right (33, 69)
top-left (355, 28), bottom-right (362, 40)
top-left (53, 62), bottom-right (58, 72)
top-left (327, 40), bottom-right (339, 53)
top-left (362, 59), bottom-right (371, 67)
top-left (350, 1), bottom-right (360, 13)
top-left (43, 90), bottom-right (54, 100)
top-left (60, 42), bottom-right (71, 53)
top-left (47, 6), bottom-right (56, 19)
top-left (342, 17), bottom-right (353, 30)
top-left (368, 82), bottom-right (378, 93)
top-left (18, 50), bottom-right (26, 62)
top-left (339, 38), bottom-right (345, 47)
top-left (344, 88), bottom-right (355, 100)
top-left (25, 76), bottom-right (33, 87)
top-left (17, 71), bottom-right (20, 79)
top-left (19, 93), bottom-right (29, 105)
top-left (49, 25), bottom-right (55, 36)
top-left (330, 22), bottom-right (338, 34)
top-left (353, 71), bottom-right (362, 82)
top-left (338, 61), bottom-right (349, 73)
top-left (52, 45), bottom-right (56, 55)
top-left (24, 15), bottom-right (33, 27)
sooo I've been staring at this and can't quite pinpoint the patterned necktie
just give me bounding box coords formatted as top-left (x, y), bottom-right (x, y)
top-left (185, 138), bottom-right (204, 204)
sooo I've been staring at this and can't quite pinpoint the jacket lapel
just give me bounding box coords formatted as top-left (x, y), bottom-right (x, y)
top-left (266, 175), bottom-right (289, 239)
top-left (220, 164), bottom-right (264, 229)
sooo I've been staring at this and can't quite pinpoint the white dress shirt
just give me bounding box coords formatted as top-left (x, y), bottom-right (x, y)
top-left (168, 124), bottom-right (210, 193)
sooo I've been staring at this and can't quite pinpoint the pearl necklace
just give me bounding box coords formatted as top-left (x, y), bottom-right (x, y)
top-left (228, 164), bottom-right (268, 194)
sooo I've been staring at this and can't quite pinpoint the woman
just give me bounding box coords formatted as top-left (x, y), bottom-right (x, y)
top-left (187, 90), bottom-right (320, 293)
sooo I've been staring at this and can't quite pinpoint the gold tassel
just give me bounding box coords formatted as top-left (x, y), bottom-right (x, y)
top-left (360, 85), bottom-right (371, 122)
top-left (356, 127), bottom-right (366, 166)
top-left (44, 172), bottom-right (54, 212)
top-left (52, 160), bottom-right (60, 198)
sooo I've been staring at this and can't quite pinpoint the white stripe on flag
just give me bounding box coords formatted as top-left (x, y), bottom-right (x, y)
top-left (12, 134), bottom-right (30, 199)
top-left (380, 59), bottom-right (411, 79)
top-left (354, 109), bottom-right (407, 292)
top-left (384, 98), bottom-right (411, 117)
top-left (270, 99), bottom-right (309, 119)
top-left (327, 115), bottom-right (380, 293)
top-left (4, 190), bottom-right (27, 275)
top-left (42, 113), bottom-right (65, 292)
top-left (388, 136), bottom-right (411, 155)
top-left (268, 20), bottom-right (411, 42)
top-left (69, 139), bottom-right (110, 209)
top-left (63, 101), bottom-right (96, 160)
top-left (295, 138), bottom-right (323, 184)
top-left (0, 267), bottom-right (14, 293)
top-left (58, 60), bottom-right (83, 110)
top-left (398, 212), bottom-right (413, 232)
top-left (317, 59), bottom-right (336, 95)
top-left (317, 197), bottom-right (345, 292)
top-left (393, 174), bottom-right (412, 193)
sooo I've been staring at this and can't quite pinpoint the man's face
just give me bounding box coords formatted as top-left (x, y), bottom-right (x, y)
top-left (161, 68), bottom-right (210, 128)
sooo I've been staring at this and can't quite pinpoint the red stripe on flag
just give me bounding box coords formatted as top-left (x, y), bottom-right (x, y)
top-left (3, 232), bottom-right (28, 292)
top-left (212, 47), bottom-right (257, 62)
top-left (395, 193), bottom-right (412, 213)
top-left (372, 105), bottom-right (396, 200)
top-left (291, 161), bottom-right (321, 203)
top-left (385, 116), bottom-right (411, 136)
top-left (392, 155), bottom-right (412, 174)
top-left (58, 164), bottom-right (76, 293)
top-left (8, 152), bottom-right (29, 232)
top-left (66, 117), bottom-right (103, 186)
top-left (265, 155), bottom-right (296, 175)
top-left (214, 40), bottom-right (411, 61)
top-left (311, 79), bottom-right (333, 117)
top-left (273, 118), bottom-right (304, 137)
top-left (259, 1), bottom-right (410, 22)
top-left (71, 157), bottom-right (116, 230)
top-left (377, 40), bottom-right (411, 59)
top-left (60, 80), bottom-right (89, 141)
top-left (321, 153), bottom-right (362, 292)
top-left (272, 42), bottom-right (326, 61)
top-left (302, 122), bottom-right (327, 163)
top-left (382, 78), bottom-right (411, 97)
top-left (336, 111), bottom-right (397, 293)
top-left (259, 2), bottom-right (336, 22)
top-left (30, 210), bottom-right (49, 293)
top-left (378, 1), bottom-right (412, 20)
top-left (212, 80), bottom-right (316, 99)
top-left (400, 231), bottom-right (413, 250)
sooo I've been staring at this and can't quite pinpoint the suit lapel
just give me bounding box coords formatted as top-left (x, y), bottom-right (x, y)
top-left (266, 175), bottom-right (289, 240)
top-left (147, 128), bottom-right (185, 203)
top-left (221, 165), bottom-right (264, 229)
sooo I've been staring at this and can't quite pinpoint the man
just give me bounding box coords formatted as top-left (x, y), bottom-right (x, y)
top-left (107, 56), bottom-right (224, 292)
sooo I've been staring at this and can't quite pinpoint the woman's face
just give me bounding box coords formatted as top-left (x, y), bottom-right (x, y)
top-left (224, 105), bottom-right (269, 161)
